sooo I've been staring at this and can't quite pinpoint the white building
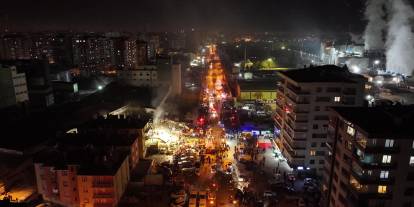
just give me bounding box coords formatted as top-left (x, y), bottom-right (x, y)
top-left (0, 65), bottom-right (29, 108)
top-left (117, 65), bottom-right (158, 87)
top-left (274, 65), bottom-right (366, 173)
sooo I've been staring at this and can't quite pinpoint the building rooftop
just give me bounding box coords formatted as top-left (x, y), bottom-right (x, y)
top-left (80, 115), bottom-right (149, 129)
top-left (278, 65), bottom-right (366, 83)
top-left (238, 80), bottom-right (277, 91)
top-left (34, 147), bottom-right (129, 175)
top-left (56, 131), bottom-right (139, 148)
top-left (332, 105), bottom-right (414, 138)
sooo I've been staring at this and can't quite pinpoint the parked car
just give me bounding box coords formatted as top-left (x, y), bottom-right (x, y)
top-left (298, 198), bottom-right (306, 207)
top-left (263, 191), bottom-right (277, 198)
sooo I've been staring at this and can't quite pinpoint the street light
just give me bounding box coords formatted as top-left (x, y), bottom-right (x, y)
top-left (374, 60), bottom-right (380, 65)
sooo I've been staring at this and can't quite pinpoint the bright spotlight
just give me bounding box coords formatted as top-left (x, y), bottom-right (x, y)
top-left (351, 65), bottom-right (360, 73)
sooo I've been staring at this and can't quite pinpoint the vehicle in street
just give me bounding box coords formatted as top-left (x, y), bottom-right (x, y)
top-left (211, 165), bottom-right (217, 174)
top-left (208, 192), bottom-right (216, 206)
top-left (298, 198), bottom-right (306, 207)
top-left (263, 190), bottom-right (277, 198)
top-left (239, 154), bottom-right (252, 162)
top-left (170, 190), bottom-right (186, 198)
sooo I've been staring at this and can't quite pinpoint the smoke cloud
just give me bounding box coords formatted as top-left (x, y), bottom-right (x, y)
top-left (385, 0), bottom-right (414, 76)
top-left (364, 0), bottom-right (387, 51)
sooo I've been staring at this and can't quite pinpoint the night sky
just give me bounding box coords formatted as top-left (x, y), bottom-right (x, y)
top-left (2, 0), bottom-right (366, 33)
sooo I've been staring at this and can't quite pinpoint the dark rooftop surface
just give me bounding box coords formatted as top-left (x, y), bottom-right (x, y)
top-left (80, 115), bottom-right (149, 129)
top-left (333, 105), bottom-right (414, 138)
top-left (34, 147), bottom-right (129, 175)
top-left (279, 65), bottom-right (366, 83)
top-left (238, 80), bottom-right (277, 91)
top-left (56, 132), bottom-right (139, 147)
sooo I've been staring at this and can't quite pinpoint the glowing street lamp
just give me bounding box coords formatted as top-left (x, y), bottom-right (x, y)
top-left (98, 85), bottom-right (103, 90)
top-left (374, 60), bottom-right (380, 65)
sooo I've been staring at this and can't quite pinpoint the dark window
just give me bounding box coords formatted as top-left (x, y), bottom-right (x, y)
top-left (315, 96), bottom-right (330, 102)
top-left (314, 115), bottom-right (329, 120)
top-left (321, 142), bottom-right (326, 147)
top-left (319, 160), bottom-right (325, 164)
top-left (311, 142), bottom-right (317, 147)
top-left (327, 87), bottom-right (341, 93)
top-left (316, 151), bottom-right (325, 156)
top-left (313, 124), bottom-right (318, 129)
top-left (316, 87), bottom-right (322, 92)
top-left (315, 106), bottom-right (320, 111)
top-left (407, 172), bottom-right (414, 181)
top-left (312, 133), bottom-right (327, 138)
top-left (404, 188), bottom-right (414, 196)
top-left (310, 160), bottom-right (315, 164)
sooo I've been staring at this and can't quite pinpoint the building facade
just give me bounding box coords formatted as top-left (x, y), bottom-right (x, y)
top-left (117, 65), bottom-right (158, 87)
top-left (323, 106), bottom-right (414, 207)
top-left (0, 65), bottom-right (29, 108)
top-left (34, 149), bottom-right (130, 207)
top-left (274, 65), bottom-right (366, 173)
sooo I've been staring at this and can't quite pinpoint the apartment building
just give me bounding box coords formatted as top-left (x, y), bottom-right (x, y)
top-left (323, 106), bottom-right (414, 207)
top-left (34, 148), bottom-right (129, 207)
top-left (0, 65), bottom-right (29, 109)
top-left (274, 65), bottom-right (366, 173)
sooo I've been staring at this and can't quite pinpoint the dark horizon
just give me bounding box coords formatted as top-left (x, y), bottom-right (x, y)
top-left (1, 0), bottom-right (366, 33)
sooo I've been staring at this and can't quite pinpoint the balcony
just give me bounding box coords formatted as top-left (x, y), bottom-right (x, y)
top-left (355, 142), bottom-right (400, 154)
top-left (286, 84), bottom-right (311, 95)
top-left (351, 169), bottom-right (395, 185)
top-left (93, 193), bottom-right (114, 198)
top-left (352, 154), bottom-right (398, 170)
top-left (349, 186), bottom-right (393, 200)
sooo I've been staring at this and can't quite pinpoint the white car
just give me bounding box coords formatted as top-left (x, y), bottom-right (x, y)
top-left (198, 191), bottom-right (208, 207)
top-left (170, 190), bottom-right (186, 198)
top-left (263, 191), bottom-right (277, 198)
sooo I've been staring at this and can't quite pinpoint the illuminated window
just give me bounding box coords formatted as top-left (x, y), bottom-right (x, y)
top-left (382, 155), bottom-right (392, 164)
top-left (410, 156), bottom-right (414, 167)
top-left (380, 171), bottom-right (389, 179)
top-left (378, 185), bottom-right (387, 194)
top-left (347, 126), bottom-right (355, 136)
top-left (334, 96), bottom-right (341, 102)
top-left (412, 140), bottom-right (414, 149)
top-left (385, 139), bottom-right (394, 148)
top-left (309, 150), bottom-right (316, 156)
top-left (367, 170), bottom-right (372, 176)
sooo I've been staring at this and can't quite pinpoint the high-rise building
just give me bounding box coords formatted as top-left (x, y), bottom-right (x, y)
top-left (323, 106), bottom-right (414, 207)
top-left (274, 65), bottom-right (366, 173)
top-left (0, 34), bottom-right (32, 60)
top-left (0, 65), bottom-right (29, 108)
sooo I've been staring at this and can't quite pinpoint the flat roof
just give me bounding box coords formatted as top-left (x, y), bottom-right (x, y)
top-left (278, 65), bottom-right (366, 83)
top-left (34, 148), bottom-right (129, 175)
top-left (332, 105), bottom-right (414, 138)
top-left (80, 115), bottom-right (149, 129)
top-left (56, 132), bottom-right (139, 147)
top-left (238, 80), bottom-right (277, 91)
